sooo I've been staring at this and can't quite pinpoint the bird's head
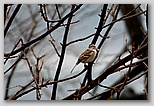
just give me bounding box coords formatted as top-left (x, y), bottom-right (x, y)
top-left (89, 44), bottom-right (99, 51)
top-left (89, 44), bottom-right (96, 49)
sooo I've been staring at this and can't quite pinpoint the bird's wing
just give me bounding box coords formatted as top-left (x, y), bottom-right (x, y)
top-left (77, 49), bottom-right (94, 64)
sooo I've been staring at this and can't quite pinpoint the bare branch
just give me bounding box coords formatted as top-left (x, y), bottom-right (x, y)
top-left (4, 4), bottom-right (22, 37)
top-left (4, 4), bottom-right (83, 57)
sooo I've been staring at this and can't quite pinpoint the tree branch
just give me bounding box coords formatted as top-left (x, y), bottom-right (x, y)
top-left (4, 4), bottom-right (83, 57)
top-left (4, 4), bottom-right (22, 37)
top-left (51, 5), bottom-right (76, 100)
top-left (62, 43), bottom-right (147, 100)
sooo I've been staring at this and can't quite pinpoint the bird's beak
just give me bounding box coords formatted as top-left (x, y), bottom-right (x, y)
top-left (96, 49), bottom-right (100, 51)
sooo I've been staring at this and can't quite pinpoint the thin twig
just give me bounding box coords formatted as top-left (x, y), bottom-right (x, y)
top-left (114, 56), bottom-right (148, 72)
top-left (10, 80), bottom-right (35, 100)
top-left (4, 38), bottom-right (24, 64)
top-left (49, 40), bottom-right (61, 57)
top-left (39, 4), bottom-right (61, 23)
top-left (42, 4), bottom-right (55, 41)
top-left (66, 33), bottom-right (95, 46)
top-left (4, 48), bottom-right (29, 74)
top-left (144, 77), bottom-right (148, 99)
top-left (103, 4), bottom-right (114, 26)
top-left (23, 54), bottom-right (35, 78)
top-left (55, 4), bottom-right (61, 19)
top-left (98, 83), bottom-right (117, 92)
top-left (31, 49), bottom-right (45, 100)
top-left (60, 20), bottom-right (80, 27)
top-left (125, 39), bottom-right (132, 54)
top-left (102, 10), bottom-right (146, 29)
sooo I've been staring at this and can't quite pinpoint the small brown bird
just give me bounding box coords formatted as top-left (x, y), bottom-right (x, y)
top-left (70, 44), bottom-right (98, 73)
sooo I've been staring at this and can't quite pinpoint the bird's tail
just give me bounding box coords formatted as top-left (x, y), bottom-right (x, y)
top-left (70, 64), bottom-right (77, 73)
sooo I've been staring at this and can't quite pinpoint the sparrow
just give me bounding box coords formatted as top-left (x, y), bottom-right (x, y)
top-left (70, 44), bottom-right (98, 73)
